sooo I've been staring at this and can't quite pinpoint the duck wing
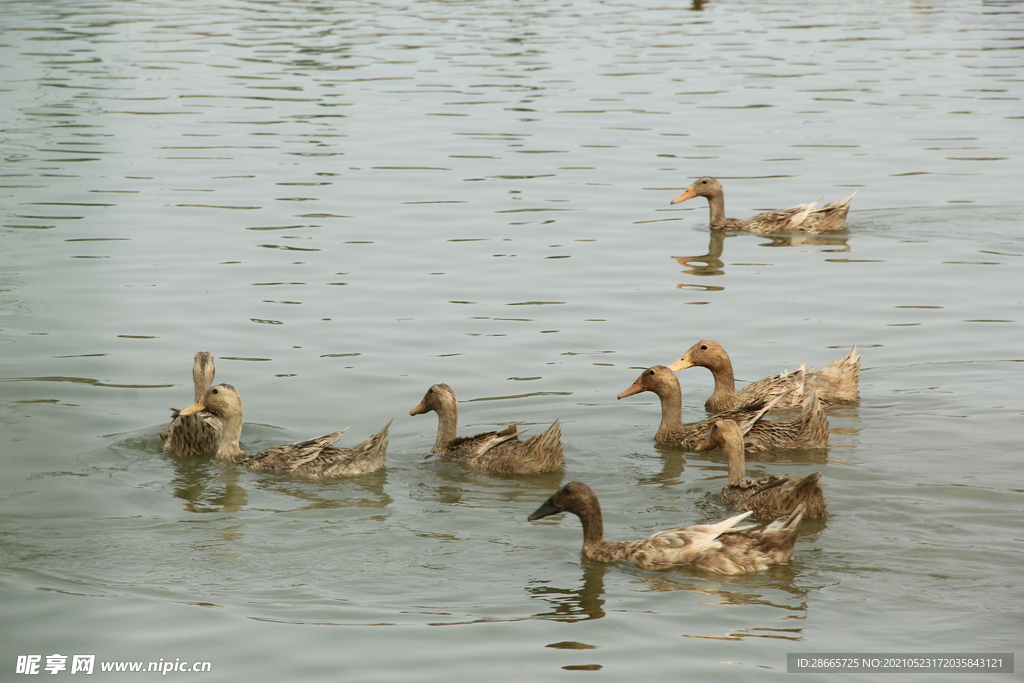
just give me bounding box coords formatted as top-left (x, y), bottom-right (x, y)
top-left (469, 420), bottom-right (564, 474)
top-left (307, 419), bottom-right (391, 477)
top-left (624, 511), bottom-right (757, 570)
top-left (745, 200), bottom-right (821, 233)
top-left (246, 428), bottom-right (350, 471)
top-left (445, 424), bottom-right (526, 459)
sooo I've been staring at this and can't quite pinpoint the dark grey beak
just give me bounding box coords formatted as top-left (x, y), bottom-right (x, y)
top-left (528, 498), bottom-right (563, 521)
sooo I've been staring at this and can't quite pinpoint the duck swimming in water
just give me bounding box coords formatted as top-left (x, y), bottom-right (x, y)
top-left (162, 351), bottom-right (219, 457)
top-left (410, 383), bottom-right (563, 474)
top-left (179, 383), bottom-right (390, 478)
top-left (617, 365), bottom-right (829, 452)
top-left (696, 419), bottom-right (828, 519)
top-left (669, 340), bottom-right (861, 412)
top-left (671, 176), bottom-right (855, 234)
top-left (528, 482), bottom-right (805, 574)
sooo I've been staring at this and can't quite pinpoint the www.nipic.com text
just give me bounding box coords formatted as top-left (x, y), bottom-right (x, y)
top-left (16, 655), bottom-right (212, 675)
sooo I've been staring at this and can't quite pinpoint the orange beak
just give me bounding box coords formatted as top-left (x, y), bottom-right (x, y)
top-left (616, 382), bottom-right (645, 400)
top-left (178, 400), bottom-right (205, 417)
top-left (670, 185), bottom-right (697, 205)
top-left (667, 357), bottom-right (693, 372)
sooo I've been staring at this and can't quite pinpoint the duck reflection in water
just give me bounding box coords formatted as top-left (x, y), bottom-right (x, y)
top-left (674, 230), bottom-right (729, 278)
top-left (169, 455), bottom-right (248, 514)
top-left (527, 561), bottom-right (608, 622)
top-left (757, 232), bottom-right (851, 252)
top-left (671, 230), bottom-right (851, 287)
top-left (528, 554), bottom-right (814, 629)
top-left (168, 440), bottom-right (391, 514)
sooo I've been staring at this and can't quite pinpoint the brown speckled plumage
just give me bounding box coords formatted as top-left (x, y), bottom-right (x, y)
top-left (617, 366), bottom-right (829, 452)
top-left (670, 340), bottom-right (860, 412)
top-left (179, 384), bottom-right (390, 478)
top-left (671, 177), bottom-right (855, 234)
top-left (528, 482), bottom-right (804, 574)
top-left (162, 351), bottom-right (219, 457)
top-left (697, 419), bottom-right (828, 519)
top-left (410, 383), bottom-right (564, 475)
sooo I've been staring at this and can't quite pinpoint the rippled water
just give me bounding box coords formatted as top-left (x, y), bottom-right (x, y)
top-left (2, 1), bottom-right (1022, 681)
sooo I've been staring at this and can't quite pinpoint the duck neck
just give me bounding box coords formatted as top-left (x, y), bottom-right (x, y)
top-left (192, 355), bottom-right (215, 402)
top-left (707, 357), bottom-right (739, 406)
top-left (576, 501), bottom-right (607, 553)
top-left (192, 378), bottom-right (205, 403)
top-left (725, 440), bottom-right (748, 486)
top-left (432, 402), bottom-right (460, 453)
top-left (654, 383), bottom-right (688, 439)
top-left (578, 505), bottom-right (632, 563)
top-left (213, 410), bottom-right (247, 462)
top-left (706, 190), bottom-right (729, 227)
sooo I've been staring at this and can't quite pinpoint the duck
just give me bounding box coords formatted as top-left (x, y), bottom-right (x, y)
top-left (178, 384), bottom-right (390, 478)
top-left (696, 419), bottom-right (828, 519)
top-left (669, 339), bottom-right (860, 412)
top-left (670, 176), bottom-right (855, 234)
top-left (528, 482), bottom-right (804, 574)
top-left (162, 351), bottom-right (219, 457)
top-left (617, 366), bottom-right (829, 452)
top-left (409, 383), bottom-right (564, 474)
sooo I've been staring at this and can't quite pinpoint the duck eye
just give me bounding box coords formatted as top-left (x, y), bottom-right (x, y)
top-left (700, 344), bottom-right (708, 350)
top-left (211, 388), bottom-right (219, 394)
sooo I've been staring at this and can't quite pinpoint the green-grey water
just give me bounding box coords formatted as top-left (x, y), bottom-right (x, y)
top-left (2, 0), bottom-right (1021, 681)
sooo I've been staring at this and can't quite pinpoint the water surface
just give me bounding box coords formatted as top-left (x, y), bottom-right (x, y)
top-left (1, 0), bottom-right (1021, 681)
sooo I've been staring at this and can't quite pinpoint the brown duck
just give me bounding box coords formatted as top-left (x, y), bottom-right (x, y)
top-left (671, 176), bottom-right (855, 234)
top-left (410, 383), bottom-right (564, 475)
top-left (528, 482), bottom-right (805, 574)
top-left (697, 419), bottom-right (828, 519)
top-left (162, 351), bottom-right (219, 457)
top-left (179, 384), bottom-right (390, 478)
top-left (669, 340), bottom-right (861, 412)
top-left (618, 365), bottom-right (829, 452)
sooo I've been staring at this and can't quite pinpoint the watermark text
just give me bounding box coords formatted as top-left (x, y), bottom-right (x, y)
top-left (788, 653), bottom-right (1013, 673)
top-left (16, 655), bottom-right (212, 675)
